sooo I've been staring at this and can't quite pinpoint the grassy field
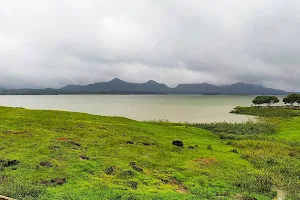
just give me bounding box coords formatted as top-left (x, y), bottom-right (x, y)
top-left (0, 106), bottom-right (299, 199)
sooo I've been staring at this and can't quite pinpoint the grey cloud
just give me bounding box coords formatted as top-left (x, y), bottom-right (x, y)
top-left (0, 0), bottom-right (300, 91)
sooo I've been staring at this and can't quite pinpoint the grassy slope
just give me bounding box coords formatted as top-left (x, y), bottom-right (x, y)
top-left (228, 107), bottom-right (300, 199)
top-left (0, 106), bottom-right (264, 200)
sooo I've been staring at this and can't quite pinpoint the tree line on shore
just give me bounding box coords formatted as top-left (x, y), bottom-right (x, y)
top-left (252, 94), bottom-right (300, 107)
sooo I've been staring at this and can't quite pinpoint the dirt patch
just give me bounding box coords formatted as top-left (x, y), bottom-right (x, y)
top-left (194, 157), bottom-right (217, 166)
top-left (176, 187), bottom-right (188, 194)
top-left (274, 189), bottom-right (286, 200)
top-left (169, 178), bottom-right (188, 194)
top-left (51, 178), bottom-right (66, 185)
top-left (56, 137), bottom-right (69, 141)
top-left (0, 195), bottom-right (17, 200)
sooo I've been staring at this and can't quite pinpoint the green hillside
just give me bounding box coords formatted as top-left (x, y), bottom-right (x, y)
top-left (0, 106), bottom-right (299, 199)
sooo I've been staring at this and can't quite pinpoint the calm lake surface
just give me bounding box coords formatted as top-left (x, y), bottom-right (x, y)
top-left (0, 95), bottom-right (264, 123)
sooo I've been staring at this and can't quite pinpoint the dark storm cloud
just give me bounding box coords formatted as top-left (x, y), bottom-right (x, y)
top-left (0, 0), bottom-right (300, 90)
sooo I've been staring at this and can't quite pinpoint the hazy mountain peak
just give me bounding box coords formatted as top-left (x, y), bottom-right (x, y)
top-left (145, 80), bottom-right (159, 84)
top-left (109, 78), bottom-right (124, 83)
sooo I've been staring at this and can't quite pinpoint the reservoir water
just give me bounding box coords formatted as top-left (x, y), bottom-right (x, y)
top-left (0, 95), bottom-right (266, 123)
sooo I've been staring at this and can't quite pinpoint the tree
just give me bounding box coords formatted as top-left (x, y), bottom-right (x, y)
top-left (266, 96), bottom-right (280, 107)
top-left (283, 94), bottom-right (300, 107)
top-left (252, 96), bottom-right (266, 106)
top-left (252, 96), bottom-right (279, 107)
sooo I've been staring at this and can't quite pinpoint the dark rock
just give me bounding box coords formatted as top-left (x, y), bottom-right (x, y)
top-left (125, 141), bottom-right (134, 144)
top-left (188, 146), bottom-right (194, 149)
top-left (141, 142), bottom-right (155, 146)
top-left (232, 149), bottom-right (239, 154)
top-left (289, 152), bottom-right (298, 157)
top-left (51, 178), bottom-right (66, 185)
top-left (69, 141), bottom-right (81, 147)
top-left (0, 159), bottom-right (19, 167)
top-left (132, 165), bottom-right (143, 172)
top-left (79, 155), bottom-right (90, 160)
top-left (129, 162), bottom-right (136, 166)
top-left (128, 181), bottom-right (138, 189)
top-left (172, 140), bottom-right (184, 148)
top-left (105, 166), bottom-right (116, 175)
top-left (130, 162), bottom-right (143, 172)
top-left (40, 161), bottom-right (52, 168)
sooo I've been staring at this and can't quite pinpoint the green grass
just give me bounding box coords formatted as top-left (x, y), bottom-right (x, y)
top-left (0, 106), bottom-right (272, 200)
top-left (0, 106), bottom-right (300, 199)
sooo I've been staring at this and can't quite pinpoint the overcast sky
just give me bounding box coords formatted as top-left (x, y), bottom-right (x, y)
top-left (1, 0), bottom-right (300, 90)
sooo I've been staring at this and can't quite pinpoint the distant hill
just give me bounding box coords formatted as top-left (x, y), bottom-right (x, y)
top-left (0, 78), bottom-right (289, 95)
top-left (60, 78), bottom-right (288, 95)
top-left (220, 82), bottom-right (287, 95)
top-left (173, 82), bottom-right (287, 95)
top-left (61, 78), bottom-right (170, 94)
top-left (172, 83), bottom-right (221, 94)
top-left (0, 87), bottom-right (5, 91)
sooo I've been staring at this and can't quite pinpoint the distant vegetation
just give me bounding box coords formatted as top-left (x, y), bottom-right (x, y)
top-left (231, 106), bottom-right (300, 117)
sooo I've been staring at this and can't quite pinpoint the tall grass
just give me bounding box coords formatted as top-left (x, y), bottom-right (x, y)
top-left (191, 120), bottom-right (277, 135)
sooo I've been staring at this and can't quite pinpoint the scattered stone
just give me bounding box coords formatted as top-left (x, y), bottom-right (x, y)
top-left (141, 142), bottom-right (155, 146)
top-left (128, 181), bottom-right (138, 189)
top-left (132, 165), bottom-right (143, 172)
top-left (0, 159), bottom-right (19, 167)
top-left (125, 141), bottom-right (134, 144)
top-left (129, 162), bottom-right (136, 166)
top-left (188, 146), bottom-right (194, 149)
top-left (105, 166), bottom-right (116, 175)
top-left (289, 151), bottom-right (298, 157)
top-left (51, 178), bottom-right (66, 185)
top-left (79, 155), bottom-right (90, 160)
top-left (69, 141), bottom-right (81, 147)
top-left (172, 140), bottom-right (184, 148)
top-left (130, 162), bottom-right (143, 172)
top-left (40, 161), bottom-right (52, 168)
top-left (232, 149), bottom-right (239, 154)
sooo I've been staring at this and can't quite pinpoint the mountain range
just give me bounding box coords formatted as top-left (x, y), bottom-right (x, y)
top-left (60, 78), bottom-right (288, 95)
